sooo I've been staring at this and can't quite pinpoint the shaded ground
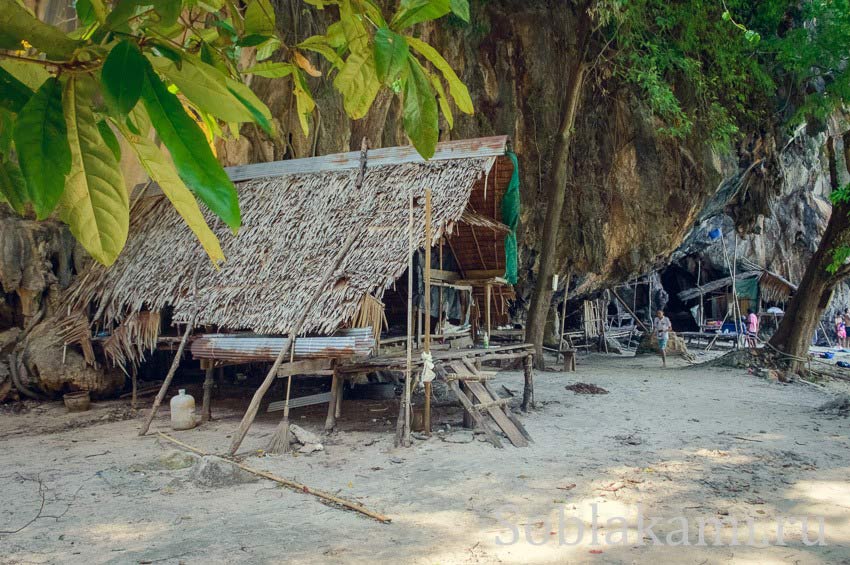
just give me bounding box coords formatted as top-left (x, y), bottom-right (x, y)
top-left (1, 352), bottom-right (849, 564)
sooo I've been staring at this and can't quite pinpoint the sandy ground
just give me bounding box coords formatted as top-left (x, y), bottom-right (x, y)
top-left (1, 351), bottom-right (849, 564)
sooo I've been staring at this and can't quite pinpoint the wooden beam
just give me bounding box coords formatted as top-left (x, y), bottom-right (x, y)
top-left (424, 188), bottom-right (432, 434)
top-left (277, 358), bottom-right (334, 377)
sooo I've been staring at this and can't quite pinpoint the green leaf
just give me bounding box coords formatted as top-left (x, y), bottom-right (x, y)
top-left (148, 54), bottom-right (258, 124)
top-left (0, 109), bottom-right (13, 154)
top-left (449, 0), bottom-right (469, 22)
top-left (244, 0), bottom-right (275, 36)
top-left (121, 128), bottom-right (225, 264)
top-left (298, 36), bottom-right (343, 69)
top-left (0, 66), bottom-right (34, 113)
top-left (0, 155), bottom-right (28, 215)
top-left (140, 62), bottom-right (241, 231)
top-left (147, 39), bottom-right (184, 67)
top-left (391, 0), bottom-right (450, 31)
top-left (0, 60), bottom-right (50, 90)
top-left (200, 42), bottom-right (229, 74)
top-left (255, 36), bottom-right (282, 61)
top-left (402, 58), bottom-right (438, 158)
top-left (102, 40), bottom-right (146, 115)
top-left (97, 120), bottom-right (121, 161)
top-left (152, 0), bottom-right (182, 27)
top-left (61, 77), bottom-right (129, 266)
top-left (406, 36), bottom-right (472, 114)
top-left (75, 0), bottom-right (105, 26)
top-left (226, 82), bottom-right (274, 136)
top-left (374, 28), bottom-right (409, 85)
top-left (242, 61), bottom-right (296, 78)
top-left (293, 69), bottom-right (316, 136)
top-left (430, 73), bottom-right (453, 128)
top-left (236, 33), bottom-right (272, 47)
top-left (339, 0), bottom-right (369, 53)
top-left (333, 51), bottom-right (381, 119)
top-left (0, 0), bottom-right (81, 59)
top-left (13, 77), bottom-right (71, 219)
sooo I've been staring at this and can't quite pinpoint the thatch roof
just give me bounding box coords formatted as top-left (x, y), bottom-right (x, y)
top-left (65, 137), bottom-right (512, 336)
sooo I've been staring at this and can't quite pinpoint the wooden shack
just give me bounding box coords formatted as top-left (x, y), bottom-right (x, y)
top-left (62, 136), bottom-right (532, 450)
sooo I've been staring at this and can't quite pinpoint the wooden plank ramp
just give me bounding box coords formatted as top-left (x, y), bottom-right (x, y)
top-left (444, 361), bottom-right (531, 448)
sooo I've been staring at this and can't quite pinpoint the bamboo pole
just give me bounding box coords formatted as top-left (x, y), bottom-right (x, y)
top-left (228, 230), bottom-right (360, 455)
top-left (423, 188), bottom-right (432, 434)
top-left (139, 264), bottom-right (201, 436)
top-left (610, 288), bottom-right (649, 333)
top-left (158, 433), bottom-right (390, 523)
top-left (396, 187), bottom-right (414, 447)
top-left (558, 270), bottom-right (572, 361)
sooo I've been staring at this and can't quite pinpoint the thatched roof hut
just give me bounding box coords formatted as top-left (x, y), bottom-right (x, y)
top-left (676, 269), bottom-right (796, 304)
top-left (65, 136), bottom-right (517, 340)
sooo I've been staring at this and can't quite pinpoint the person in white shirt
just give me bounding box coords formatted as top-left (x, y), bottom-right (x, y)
top-left (654, 309), bottom-right (672, 367)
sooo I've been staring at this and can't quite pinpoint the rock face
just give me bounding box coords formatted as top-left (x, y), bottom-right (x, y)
top-left (0, 1), bottom-right (835, 397)
top-left (218, 0), bottom-right (726, 300)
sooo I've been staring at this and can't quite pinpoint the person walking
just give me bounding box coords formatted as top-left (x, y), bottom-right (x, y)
top-left (654, 309), bottom-right (672, 368)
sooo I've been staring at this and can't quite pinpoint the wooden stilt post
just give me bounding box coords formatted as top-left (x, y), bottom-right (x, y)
top-left (521, 353), bottom-right (534, 411)
top-left (334, 374), bottom-right (343, 419)
top-left (423, 188), bottom-right (432, 434)
top-left (131, 364), bottom-right (138, 410)
top-left (485, 283), bottom-right (492, 342)
top-left (325, 369), bottom-right (340, 432)
top-left (201, 365), bottom-right (214, 422)
top-left (139, 264), bottom-right (202, 436)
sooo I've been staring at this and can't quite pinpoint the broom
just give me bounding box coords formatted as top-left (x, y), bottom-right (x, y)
top-left (266, 334), bottom-right (296, 454)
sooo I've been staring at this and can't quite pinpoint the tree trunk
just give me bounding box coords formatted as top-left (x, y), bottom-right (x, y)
top-left (525, 24), bottom-right (589, 369)
top-left (769, 133), bottom-right (850, 367)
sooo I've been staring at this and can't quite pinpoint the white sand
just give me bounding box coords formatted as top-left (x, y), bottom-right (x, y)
top-left (1, 352), bottom-right (849, 564)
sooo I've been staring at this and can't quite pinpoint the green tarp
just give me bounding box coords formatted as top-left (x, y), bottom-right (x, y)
top-left (736, 276), bottom-right (759, 300)
top-left (501, 151), bottom-right (520, 285)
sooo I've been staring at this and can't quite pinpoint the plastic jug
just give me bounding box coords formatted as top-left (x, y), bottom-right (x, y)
top-left (170, 389), bottom-right (196, 430)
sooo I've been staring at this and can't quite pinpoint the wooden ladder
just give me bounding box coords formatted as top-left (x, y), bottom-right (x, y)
top-left (445, 359), bottom-right (532, 448)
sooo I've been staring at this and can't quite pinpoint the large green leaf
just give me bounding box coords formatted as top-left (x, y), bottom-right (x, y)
top-left (403, 58), bottom-right (439, 159)
top-left (61, 77), bottom-right (129, 266)
top-left (244, 0), bottom-right (275, 36)
top-left (13, 77), bottom-right (71, 219)
top-left (293, 69), bottom-right (316, 136)
top-left (102, 40), bottom-right (146, 115)
top-left (333, 51), bottom-right (381, 119)
top-left (298, 36), bottom-right (344, 69)
top-left (430, 73), bottom-right (453, 128)
top-left (242, 62), bottom-right (296, 78)
top-left (0, 155), bottom-right (28, 215)
top-left (121, 129), bottom-right (225, 264)
top-left (374, 28), bottom-right (409, 85)
top-left (0, 66), bottom-right (33, 113)
top-left (97, 120), bottom-right (121, 161)
top-left (406, 36), bottom-right (473, 114)
top-left (141, 63), bottom-right (241, 231)
top-left (224, 76), bottom-right (274, 135)
top-left (391, 0), bottom-right (450, 31)
top-left (75, 0), bottom-right (107, 25)
top-left (339, 0), bottom-right (369, 53)
top-left (149, 54), bottom-right (258, 124)
top-left (255, 36), bottom-right (282, 61)
top-left (449, 0), bottom-right (469, 23)
top-left (152, 0), bottom-right (182, 27)
top-left (0, 0), bottom-right (81, 59)
top-left (0, 60), bottom-right (50, 90)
